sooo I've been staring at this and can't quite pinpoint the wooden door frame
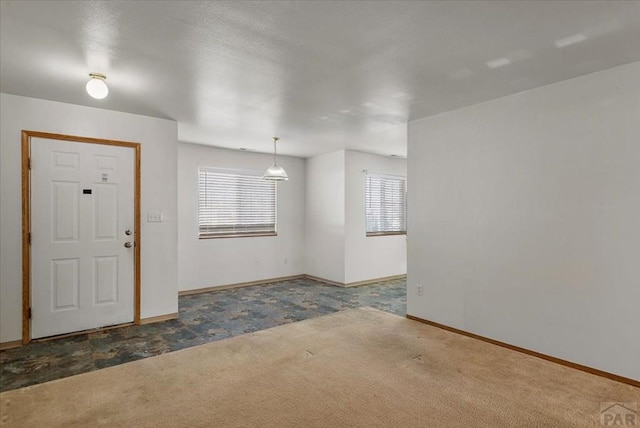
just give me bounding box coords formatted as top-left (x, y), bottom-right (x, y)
top-left (21, 130), bottom-right (142, 344)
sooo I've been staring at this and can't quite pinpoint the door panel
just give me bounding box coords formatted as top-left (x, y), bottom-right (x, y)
top-left (94, 184), bottom-right (118, 239)
top-left (30, 137), bottom-right (135, 339)
top-left (52, 258), bottom-right (79, 310)
top-left (52, 181), bottom-right (79, 241)
top-left (94, 256), bottom-right (118, 305)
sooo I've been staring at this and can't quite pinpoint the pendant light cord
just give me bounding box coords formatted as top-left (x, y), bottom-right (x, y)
top-left (273, 137), bottom-right (279, 165)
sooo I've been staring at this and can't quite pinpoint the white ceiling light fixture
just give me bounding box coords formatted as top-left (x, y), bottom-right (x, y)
top-left (86, 73), bottom-right (109, 99)
top-left (262, 137), bottom-right (288, 181)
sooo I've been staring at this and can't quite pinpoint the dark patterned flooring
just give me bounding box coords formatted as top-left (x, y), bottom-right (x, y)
top-left (0, 277), bottom-right (405, 392)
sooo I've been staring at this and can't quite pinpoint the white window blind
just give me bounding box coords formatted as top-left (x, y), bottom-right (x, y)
top-left (365, 172), bottom-right (406, 236)
top-left (198, 168), bottom-right (276, 238)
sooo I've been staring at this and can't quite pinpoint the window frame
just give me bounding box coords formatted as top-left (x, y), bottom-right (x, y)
top-left (364, 171), bottom-right (407, 237)
top-left (198, 167), bottom-right (277, 239)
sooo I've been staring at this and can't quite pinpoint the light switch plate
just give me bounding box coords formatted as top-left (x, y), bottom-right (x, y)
top-left (147, 211), bottom-right (164, 222)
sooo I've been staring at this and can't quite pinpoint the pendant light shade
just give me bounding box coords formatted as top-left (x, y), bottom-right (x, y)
top-left (263, 137), bottom-right (288, 181)
top-left (263, 164), bottom-right (288, 180)
top-left (86, 73), bottom-right (108, 99)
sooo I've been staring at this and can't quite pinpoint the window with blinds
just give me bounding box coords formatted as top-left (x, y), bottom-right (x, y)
top-left (198, 168), bottom-right (277, 238)
top-left (365, 172), bottom-right (406, 236)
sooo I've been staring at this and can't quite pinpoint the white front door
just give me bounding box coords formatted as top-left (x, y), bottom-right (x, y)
top-left (30, 137), bottom-right (135, 339)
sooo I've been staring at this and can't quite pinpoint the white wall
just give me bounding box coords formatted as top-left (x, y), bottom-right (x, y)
top-left (0, 93), bottom-right (179, 343)
top-left (345, 151), bottom-right (406, 283)
top-left (407, 62), bottom-right (640, 380)
top-left (304, 150), bottom-right (346, 283)
top-left (304, 149), bottom-right (407, 284)
top-left (178, 143), bottom-right (305, 291)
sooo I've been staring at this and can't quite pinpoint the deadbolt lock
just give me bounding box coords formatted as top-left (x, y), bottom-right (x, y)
top-left (125, 229), bottom-right (132, 235)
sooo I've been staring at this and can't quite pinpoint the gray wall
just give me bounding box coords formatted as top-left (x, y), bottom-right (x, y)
top-left (178, 143), bottom-right (306, 291)
top-left (0, 94), bottom-right (179, 342)
top-left (407, 62), bottom-right (640, 380)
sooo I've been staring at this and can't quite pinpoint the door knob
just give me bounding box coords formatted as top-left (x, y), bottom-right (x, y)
top-left (124, 242), bottom-right (132, 248)
top-left (125, 229), bottom-right (132, 236)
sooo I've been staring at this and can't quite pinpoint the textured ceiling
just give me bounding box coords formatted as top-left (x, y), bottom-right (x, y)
top-left (1, 1), bottom-right (639, 158)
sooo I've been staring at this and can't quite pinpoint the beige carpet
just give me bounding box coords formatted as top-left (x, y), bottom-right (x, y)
top-left (1, 308), bottom-right (638, 427)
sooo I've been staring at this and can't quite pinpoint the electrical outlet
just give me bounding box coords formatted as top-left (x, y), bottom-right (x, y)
top-left (417, 285), bottom-right (423, 296)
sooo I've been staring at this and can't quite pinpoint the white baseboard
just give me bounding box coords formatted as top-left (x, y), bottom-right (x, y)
top-left (179, 274), bottom-right (306, 296)
top-left (305, 274), bottom-right (407, 288)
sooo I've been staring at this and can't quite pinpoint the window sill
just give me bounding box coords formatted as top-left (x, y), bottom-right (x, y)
top-left (366, 232), bottom-right (406, 237)
top-left (199, 232), bottom-right (277, 239)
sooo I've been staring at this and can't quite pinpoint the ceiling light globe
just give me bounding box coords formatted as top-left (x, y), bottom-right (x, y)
top-left (86, 75), bottom-right (109, 99)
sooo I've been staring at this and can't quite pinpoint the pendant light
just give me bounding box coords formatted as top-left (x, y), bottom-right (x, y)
top-left (262, 137), bottom-right (288, 181)
top-left (86, 73), bottom-right (109, 99)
